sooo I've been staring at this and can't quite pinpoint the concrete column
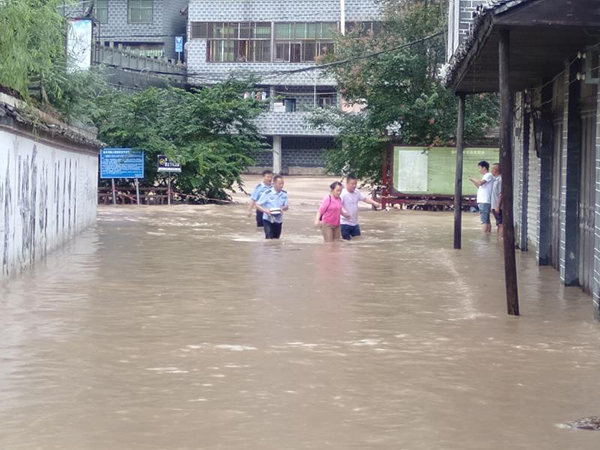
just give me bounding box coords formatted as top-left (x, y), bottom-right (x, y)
top-left (561, 58), bottom-right (583, 286)
top-left (273, 135), bottom-right (282, 174)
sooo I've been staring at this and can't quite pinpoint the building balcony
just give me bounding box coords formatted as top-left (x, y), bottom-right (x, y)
top-left (254, 111), bottom-right (338, 137)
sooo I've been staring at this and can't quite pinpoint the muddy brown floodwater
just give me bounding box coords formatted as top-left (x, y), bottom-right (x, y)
top-left (1, 176), bottom-right (599, 450)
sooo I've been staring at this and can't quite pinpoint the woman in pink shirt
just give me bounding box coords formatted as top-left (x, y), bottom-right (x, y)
top-left (314, 182), bottom-right (350, 242)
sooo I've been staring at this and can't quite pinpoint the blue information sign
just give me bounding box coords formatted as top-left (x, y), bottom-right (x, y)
top-left (175, 36), bottom-right (184, 53)
top-left (100, 148), bottom-right (145, 179)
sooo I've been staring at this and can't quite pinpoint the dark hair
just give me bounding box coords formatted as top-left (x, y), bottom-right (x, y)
top-left (330, 181), bottom-right (343, 191)
top-left (262, 169), bottom-right (273, 176)
top-left (478, 161), bottom-right (490, 171)
top-left (347, 173), bottom-right (357, 182)
top-left (273, 175), bottom-right (283, 182)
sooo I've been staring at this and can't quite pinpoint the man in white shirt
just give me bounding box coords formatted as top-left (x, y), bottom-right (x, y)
top-left (468, 161), bottom-right (494, 234)
top-left (340, 174), bottom-right (381, 240)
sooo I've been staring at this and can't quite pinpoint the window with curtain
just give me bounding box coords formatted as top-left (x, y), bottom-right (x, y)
top-left (128, 0), bottom-right (153, 24)
top-left (192, 22), bottom-right (272, 63)
top-left (274, 22), bottom-right (336, 63)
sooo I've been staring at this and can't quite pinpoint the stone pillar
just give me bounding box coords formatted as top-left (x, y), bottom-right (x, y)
top-left (273, 135), bottom-right (282, 174)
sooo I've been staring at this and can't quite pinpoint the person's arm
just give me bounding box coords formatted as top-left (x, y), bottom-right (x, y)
top-left (247, 199), bottom-right (256, 217)
top-left (363, 197), bottom-right (381, 209)
top-left (247, 185), bottom-right (260, 216)
top-left (498, 193), bottom-right (503, 210)
top-left (315, 197), bottom-right (328, 226)
top-left (341, 207), bottom-right (351, 219)
top-left (256, 193), bottom-right (271, 216)
top-left (256, 203), bottom-right (271, 216)
top-left (468, 177), bottom-right (485, 188)
top-left (314, 210), bottom-right (322, 227)
top-left (282, 196), bottom-right (289, 211)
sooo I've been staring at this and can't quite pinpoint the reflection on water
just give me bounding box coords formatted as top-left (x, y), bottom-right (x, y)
top-left (1, 179), bottom-right (599, 450)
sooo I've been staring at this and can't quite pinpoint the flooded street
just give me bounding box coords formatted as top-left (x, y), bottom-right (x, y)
top-left (1, 176), bottom-right (599, 450)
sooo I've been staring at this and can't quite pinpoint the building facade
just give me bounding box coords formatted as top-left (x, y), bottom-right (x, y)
top-left (446, 0), bottom-right (487, 60)
top-left (446, 0), bottom-right (600, 318)
top-left (64, 0), bottom-right (188, 61)
top-left (186, 0), bottom-right (382, 174)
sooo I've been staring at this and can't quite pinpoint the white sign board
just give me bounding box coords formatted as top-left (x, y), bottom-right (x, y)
top-left (396, 150), bottom-right (429, 192)
top-left (67, 19), bottom-right (93, 72)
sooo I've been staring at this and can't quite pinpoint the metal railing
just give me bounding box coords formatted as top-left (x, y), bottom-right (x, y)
top-left (93, 43), bottom-right (186, 82)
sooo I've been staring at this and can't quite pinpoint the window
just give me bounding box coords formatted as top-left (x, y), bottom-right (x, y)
top-left (128, 0), bottom-right (152, 24)
top-left (95, 0), bottom-right (108, 24)
top-left (318, 96), bottom-right (335, 108)
top-left (194, 22), bottom-right (272, 63)
top-left (284, 98), bottom-right (296, 112)
top-left (274, 22), bottom-right (336, 62)
top-left (345, 21), bottom-right (382, 36)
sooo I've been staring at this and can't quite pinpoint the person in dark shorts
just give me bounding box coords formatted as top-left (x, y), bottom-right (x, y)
top-left (247, 170), bottom-right (273, 227)
top-left (491, 163), bottom-right (503, 237)
top-left (256, 175), bottom-right (288, 239)
top-left (340, 174), bottom-right (381, 240)
top-left (468, 161), bottom-right (494, 234)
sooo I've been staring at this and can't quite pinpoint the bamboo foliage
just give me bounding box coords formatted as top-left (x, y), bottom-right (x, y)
top-left (0, 0), bottom-right (70, 98)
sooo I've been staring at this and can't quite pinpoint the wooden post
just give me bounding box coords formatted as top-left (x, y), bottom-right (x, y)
top-left (135, 178), bottom-right (141, 205)
top-left (167, 174), bottom-right (172, 206)
top-left (454, 93), bottom-right (466, 250)
top-left (499, 29), bottom-right (520, 316)
top-left (538, 79), bottom-right (554, 265)
top-left (520, 101), bottom-right (530, 251)
top-left (111, 179), bottom-right (117, 205)
top-left (381, 142), bottom-right (389, 210)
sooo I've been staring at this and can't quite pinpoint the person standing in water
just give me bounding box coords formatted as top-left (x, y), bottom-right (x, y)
top-left (247, 170), bottom-right (273, 228)
top-left (256, 175), bottom-right (288, 240)
top-left (340, 174), bottom-right (381, 241)
top-left (468, 161), bottom-right (494, 235)
top-left (315, 181), bottom-right (350, 243)
top-left (490, 163), bottom-right (503, 238)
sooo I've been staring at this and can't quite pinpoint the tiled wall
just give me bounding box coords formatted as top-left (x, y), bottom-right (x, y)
top-left (97, 0), bottom-right (188, 60)
top-left (186, 0), bottom-right (381, 85)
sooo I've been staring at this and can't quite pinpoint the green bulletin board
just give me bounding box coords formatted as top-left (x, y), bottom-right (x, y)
top-left (392, 146), bottom-right (500, 196)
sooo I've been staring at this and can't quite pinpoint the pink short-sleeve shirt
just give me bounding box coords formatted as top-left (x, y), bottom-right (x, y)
top-left (319, 195), bottom-right (343, 227)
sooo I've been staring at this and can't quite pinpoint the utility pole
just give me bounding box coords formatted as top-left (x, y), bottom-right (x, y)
top-left (340, 0), bottom-right (346, 35)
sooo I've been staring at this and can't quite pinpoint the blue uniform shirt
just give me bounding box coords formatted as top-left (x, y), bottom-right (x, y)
top-left (251, 182), bottom-right (272, 202)
top-left (257, 188), bottom-right (288, 224)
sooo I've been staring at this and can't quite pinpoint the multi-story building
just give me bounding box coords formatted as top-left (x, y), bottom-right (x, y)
top-left (446, 0), bottom-right (487, 60)
top-left (63, 0), bottom-right (188, 61)
top-left (186, 0), bottom-right (382, 174)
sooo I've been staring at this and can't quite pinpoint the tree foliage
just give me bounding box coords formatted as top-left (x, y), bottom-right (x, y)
top-left (0, 0), bottom-right (68, 98)
top-left (93, 81), bottom-right (267, 201)
top-left (312, 0), bottom-right (499, 185)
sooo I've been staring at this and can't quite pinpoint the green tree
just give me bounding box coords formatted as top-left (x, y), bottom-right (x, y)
top-left (94, 81), bottom-right (267, 201)
top-left (312, 0), bottom-right (499, 185)
top-left (0, 0), bottom-right (68, 99)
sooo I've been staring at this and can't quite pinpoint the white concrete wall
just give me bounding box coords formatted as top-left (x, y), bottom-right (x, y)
top-left (0, 129), bottom-right (98, 277)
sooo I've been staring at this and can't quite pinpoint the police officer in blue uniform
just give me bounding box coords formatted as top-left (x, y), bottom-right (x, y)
top-left (247, 170), bottom-right (273, 227)
top-left (256, 175), bottom-right (289, 239)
